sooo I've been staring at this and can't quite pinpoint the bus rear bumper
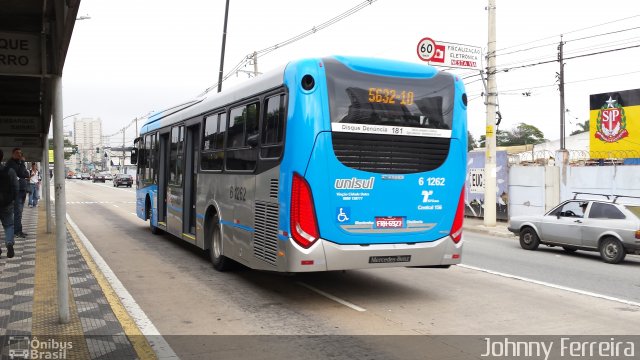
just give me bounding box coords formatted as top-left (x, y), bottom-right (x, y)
top-left (285, 236), bottom-right (462, 272)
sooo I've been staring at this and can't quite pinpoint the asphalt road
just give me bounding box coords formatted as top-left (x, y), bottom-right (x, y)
top-left (462, 232), bottom-right (640, 303)
top-left (62, 180), bottom-right (640, 359)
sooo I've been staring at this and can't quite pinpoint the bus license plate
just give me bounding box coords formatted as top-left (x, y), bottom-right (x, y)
top-left (369, 255), bottom-right (411, 264)
top-left (375, 216), bottom-right (404, 229)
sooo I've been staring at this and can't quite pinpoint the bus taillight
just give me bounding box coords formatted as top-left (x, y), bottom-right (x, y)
top-left (449, 187), bottom-right (465, 244)
top-left (291, 173), bottom-right (320, 248)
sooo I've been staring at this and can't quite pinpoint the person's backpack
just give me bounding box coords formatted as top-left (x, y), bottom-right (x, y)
top-left (0, 166), bottom-right (14, 207)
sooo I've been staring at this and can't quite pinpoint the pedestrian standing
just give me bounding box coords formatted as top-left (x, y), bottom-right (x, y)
top-left (0, 149), bottom-right (19, 258)
top-left (28, 163), bottom-right (40, 207)
top-left (5, 148), bottom-right (29, 238)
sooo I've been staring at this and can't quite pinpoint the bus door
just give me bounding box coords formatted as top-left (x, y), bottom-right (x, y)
top-left (183, 124), bottom-right (200, 236)
top-left (157, 132), bottom-right (170, 227)
top-left (166, 125), bottom-right (185, 236)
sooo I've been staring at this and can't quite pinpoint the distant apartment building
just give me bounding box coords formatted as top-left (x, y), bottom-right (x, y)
top-left (74, 117), bottom-right (103, 172)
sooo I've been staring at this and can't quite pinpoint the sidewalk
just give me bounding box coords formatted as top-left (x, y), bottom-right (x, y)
top-left (0, 205), bottom-right (153, 359)
top-left (462, 216), bottom-right (516, 238)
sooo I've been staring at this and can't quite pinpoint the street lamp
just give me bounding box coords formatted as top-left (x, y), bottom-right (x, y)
top-left (63, 113), bottom-right (79, 120)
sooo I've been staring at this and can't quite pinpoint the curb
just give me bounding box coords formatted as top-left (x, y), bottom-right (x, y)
top-left (463, 225), bottom-right (516, 238)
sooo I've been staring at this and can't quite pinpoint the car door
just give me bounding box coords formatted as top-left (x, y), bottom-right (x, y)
top-left (581, 202), bottom-right (626, 249)
top-left (540, 201), bottom-right (586, 245)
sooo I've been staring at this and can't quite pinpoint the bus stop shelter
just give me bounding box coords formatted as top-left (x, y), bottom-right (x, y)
top-left (1, 0), bottom-right (81, 322)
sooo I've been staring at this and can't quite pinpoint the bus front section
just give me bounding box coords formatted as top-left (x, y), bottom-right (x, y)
top-left (282, 56), bottom-right (467, 272)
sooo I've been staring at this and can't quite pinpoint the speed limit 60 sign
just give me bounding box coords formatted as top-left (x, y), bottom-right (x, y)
top-left (417, 37), bottom-right (444, 63)
top-left (417, 37), bottom-right (481, 70)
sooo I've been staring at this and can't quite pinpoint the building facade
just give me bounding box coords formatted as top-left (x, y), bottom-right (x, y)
top-left (73, 117), bottom-right (103, 172)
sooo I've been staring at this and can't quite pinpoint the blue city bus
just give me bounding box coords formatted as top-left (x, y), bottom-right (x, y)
top-left (132, 56), bottom-right (467, 272)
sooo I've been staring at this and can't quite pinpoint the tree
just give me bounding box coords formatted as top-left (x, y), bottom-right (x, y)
top-left (478, 123), bottom-right (545, 147)
top-left (467, 131), bottom-right (477, 151)
top-left (49, 139), bottom-right (78, 160)
top-left (570, 120), bottom-right (589, 136)
top-left (500, 123), bottom-right (546, 146)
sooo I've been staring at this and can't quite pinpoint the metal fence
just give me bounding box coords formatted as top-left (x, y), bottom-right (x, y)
top-left (508, 149), bottom-right (640, 166)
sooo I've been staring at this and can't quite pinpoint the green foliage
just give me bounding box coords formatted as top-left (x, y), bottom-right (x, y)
top-left (49, 139), bottom-right (78, 160)
top-left (478, 123), bottom-right (546, 147)
top-left (570, 120), bottom-right (589, 136)
top-left (467, 131), bottom-right (477, 151)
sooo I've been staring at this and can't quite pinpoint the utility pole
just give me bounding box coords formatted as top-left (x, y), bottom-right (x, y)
top-left (217, 0), bottom-right (230, 93)
top-left (252, 51), bottom-right (258, 76)
top-left (484, 0), bottom-right (497, 227)
top-left (558, 35), bottom-right (566, 150)
top-left (122, 128), bottom-right (126, 173)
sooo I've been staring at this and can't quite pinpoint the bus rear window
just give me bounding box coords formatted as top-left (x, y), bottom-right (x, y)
top-left (324, 58), bottom-right (454, 134)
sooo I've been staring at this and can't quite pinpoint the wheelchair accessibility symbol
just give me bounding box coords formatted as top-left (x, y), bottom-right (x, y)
top-left (336, 207), bottom-right (351, 223)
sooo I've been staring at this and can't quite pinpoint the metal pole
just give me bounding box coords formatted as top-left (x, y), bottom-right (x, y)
top-left (484, 0), bottom-right (497, 227)
top-left (52, 75), bottom-right (70, 323)
top-left (559, 35), bottom-right (566, 150)
top-left (42, 137), bottom-right (51, 233)
top-left (122, 129), bottom-right (126, 173)
top-left (217, 0), bottom-right (230, 93)
top-left (253, 51), bottom-right (258, 76)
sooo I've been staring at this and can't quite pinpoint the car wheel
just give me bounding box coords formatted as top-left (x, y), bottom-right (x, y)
top-left (562, 246), bottom-right (578, 253)
top-left (519, 227), bottom-right (540, 250)
top-left (599, 237), bottom-right (626, 264)
top-left (210, 224), bottom-right (232, 271)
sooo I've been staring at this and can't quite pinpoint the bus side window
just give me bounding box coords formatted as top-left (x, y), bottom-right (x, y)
top-left (136, 137), bottom-right (145, 177)
top-left (201, 113), bottom-right (224, 171)
top-left (261, 94), bottom-right (285, 159)
top-left (226, 103), bottom-right (259, 171)
top-left (170, 126), bottom-right (184, 185)
top-left (144, 134), bottom-right (152, 183)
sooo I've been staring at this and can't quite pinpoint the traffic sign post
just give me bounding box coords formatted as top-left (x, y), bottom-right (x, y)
top-left (417, 38), bottom-right (481, 70)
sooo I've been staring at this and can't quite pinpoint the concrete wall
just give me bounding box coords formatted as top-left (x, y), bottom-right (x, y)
top-left (508, 163), bottom-right (640, 218)
top-left (508, 166), bottom-right (559, 218)
top-left (564, 165), bottom-right (640, 199)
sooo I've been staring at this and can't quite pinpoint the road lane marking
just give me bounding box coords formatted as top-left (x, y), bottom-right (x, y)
top-left (113, 204), bottom-right (120, 208)
top-left (67, 215), bottom-right (178, 359)
top-left (458, 264), bottom-right (640, 308)
top-left (297, 282), bottom-right (366, 312)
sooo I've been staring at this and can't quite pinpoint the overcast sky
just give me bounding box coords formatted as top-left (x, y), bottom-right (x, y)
top-left (63, 0), bottom-right (640, 147)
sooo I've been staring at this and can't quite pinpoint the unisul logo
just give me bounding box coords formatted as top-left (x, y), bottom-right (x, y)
top-left (334, 177), bottom-right (375, 190)
top-left (8, 336), bottom-right (73, 359)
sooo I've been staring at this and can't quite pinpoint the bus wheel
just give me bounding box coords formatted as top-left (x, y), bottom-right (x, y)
top-left (147, 204), bottom-right (161, 235)
top-left (210, 225), bottom-right (232, 271)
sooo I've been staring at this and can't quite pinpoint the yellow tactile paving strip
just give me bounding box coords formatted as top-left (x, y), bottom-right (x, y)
top-left (68, 221), bottom-right (157, 360)
top-left (32, 206), bottom-right (91, 359)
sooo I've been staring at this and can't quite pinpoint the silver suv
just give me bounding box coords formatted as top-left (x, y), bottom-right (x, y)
top-left (509, 193), bottom-right (640, 264)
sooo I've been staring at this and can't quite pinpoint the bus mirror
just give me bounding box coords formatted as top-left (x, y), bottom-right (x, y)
top-left (247, 133), bottom-right (259, 148)
top-left (130, 148), bottom-right (138, 165)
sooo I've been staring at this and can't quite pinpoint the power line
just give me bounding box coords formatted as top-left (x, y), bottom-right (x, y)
top-left (493, 13), bottom-right (640, 55)
top-left (200, 0), bottom-right (378, 96)
top-left (468, 69), bottom-right (640, 97)
top-left (566, 25), bottom-right (640, 43)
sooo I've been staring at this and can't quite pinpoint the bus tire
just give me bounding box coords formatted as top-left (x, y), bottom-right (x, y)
top-left (210, 225), bottom-right (232, 271)
top-left (519, 227), bottom-right (539, 250)
top-left (147, 201), bottom-right (162, 235)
